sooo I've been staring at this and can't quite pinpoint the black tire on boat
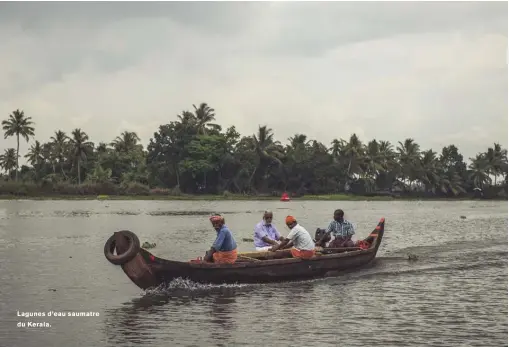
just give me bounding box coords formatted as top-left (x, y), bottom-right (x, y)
top-left (104, 230), bottom-right (140, 265)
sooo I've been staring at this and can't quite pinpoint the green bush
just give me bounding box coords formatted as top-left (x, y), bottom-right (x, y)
top-left (120, 182), bottom-right (150, 195)
top-left (149, 186), bottom-right (181, 196)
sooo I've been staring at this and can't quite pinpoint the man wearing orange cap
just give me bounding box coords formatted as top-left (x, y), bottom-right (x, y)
top-left (203, 214), bottom-right (238, 264)
top-left (270, 215), bottom-right (315, 259)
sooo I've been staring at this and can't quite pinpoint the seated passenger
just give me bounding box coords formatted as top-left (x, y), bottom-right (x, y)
top-left (203, 214), bottom-right (238, 264)
top-left (316, 209), bottom-right (356, 248)
top-left (271, 216), bottom-right (315, 259)
top-left (253, 210), bottom-right (284, 251)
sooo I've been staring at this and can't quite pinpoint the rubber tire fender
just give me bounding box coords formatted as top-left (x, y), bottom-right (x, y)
top-left (104, 230), bottom-right (140, 265)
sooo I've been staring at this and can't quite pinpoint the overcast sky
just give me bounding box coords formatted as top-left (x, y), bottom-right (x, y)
top-left (0, 1), bottom-right (507, 164)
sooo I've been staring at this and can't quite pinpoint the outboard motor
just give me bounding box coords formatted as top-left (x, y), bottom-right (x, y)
top-left (314, 228), bottom-right (331, 247)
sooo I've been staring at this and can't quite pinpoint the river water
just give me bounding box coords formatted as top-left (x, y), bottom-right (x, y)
top-left (0, 199), bottom-right (507, 347)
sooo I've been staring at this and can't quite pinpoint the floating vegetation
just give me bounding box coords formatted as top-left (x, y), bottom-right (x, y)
top-left (53, 210), bottom-right (91, 217)
top-left (115, 211), bottom-right (140, 216)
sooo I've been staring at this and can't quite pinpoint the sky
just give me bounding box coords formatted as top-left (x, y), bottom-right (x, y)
top-left (0, 1), bottom-right (507, 165)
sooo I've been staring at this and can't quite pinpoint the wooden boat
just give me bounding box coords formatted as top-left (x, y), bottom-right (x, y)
top-left (104, 217), bottom-right (386, 289)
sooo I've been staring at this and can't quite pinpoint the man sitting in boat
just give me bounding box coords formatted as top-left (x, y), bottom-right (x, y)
top-left (316, 209), bottom-right (356, 248)
top-left (253, 210), bottom-right (284, 251)
top-left (270, 216), bottom-right (315, 259)
top-left (203, 214), bottom-right (238, 264)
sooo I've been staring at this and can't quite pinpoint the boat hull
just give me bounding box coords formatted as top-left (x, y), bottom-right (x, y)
top-left (105, 218), bottom-right (385, 289)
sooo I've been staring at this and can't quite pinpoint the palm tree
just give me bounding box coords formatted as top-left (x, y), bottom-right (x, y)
top-left (362, 140), bottom-right (384, 180)
top-left (378, 140), bottom-right (397, 170)
top-left (249, 125), bottom-right (284, 192)
top-left (41, 142), bottom-right (57, 175)
top-left (111, 131), bottom-right (141, 153)
top-left (50, 130), bottom-right (69, 178)
top-left (25, 140), bottom-right (44, 179)
top-left (330, 138), bottom-right (347, 159)
top-left (1, 109), bottom-right (35, 181)
top-left (287, 134), bottom-right (311, 163)
top-left (397, 138), bottom-right (421, 189)
top-left (0, 148), bottom-right (17, 176)
top-left (486, 142), bottom-right (508, 185)
top-left (288, 134), bottom-right (310, 149)
top-left (193, 103), bottom-right (219, 135)
top-left (68, 128), bottom-right (94, 184)
top-left (418, 149), bottom-right (440, 192)
top-left (468, 153), bottom-right (491, 188)
top-left (344, 134), bottom-right (364, 178)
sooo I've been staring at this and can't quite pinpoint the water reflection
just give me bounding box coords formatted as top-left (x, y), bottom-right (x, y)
top-left (103, 285), bottom-right (250, 346)
top-left (208, 295), bottom-right (237, 341)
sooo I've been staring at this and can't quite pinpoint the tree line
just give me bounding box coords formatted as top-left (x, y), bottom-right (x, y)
top-left (0, 104), bottom-right (507, 198)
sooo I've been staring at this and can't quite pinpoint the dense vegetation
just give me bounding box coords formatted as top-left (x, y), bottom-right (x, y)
top-left (0, 104), bottom-right (507, 199)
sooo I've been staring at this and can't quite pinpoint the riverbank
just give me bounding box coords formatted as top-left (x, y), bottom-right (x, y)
top-left (0, 181), bottom-right (505, 201)
top-left (0, 193), bottom-right (504, 201)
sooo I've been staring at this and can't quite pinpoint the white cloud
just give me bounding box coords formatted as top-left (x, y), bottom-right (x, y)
top-left (0, 1), bottom-right (506, 166)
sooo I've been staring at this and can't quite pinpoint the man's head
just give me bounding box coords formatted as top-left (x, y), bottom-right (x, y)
top-left (263, 210), bottom-right (273, 225)
top-left (334, 209), bottom-right (344, 222)
top-left (209, 214), bottom-right (225, 231)
top-left (285, 215), bottom-right (297, 229)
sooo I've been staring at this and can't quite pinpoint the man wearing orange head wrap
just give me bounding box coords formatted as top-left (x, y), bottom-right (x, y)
top-left (270, 215), bottom-right (315, 259)
top-left (203, 214), bottom-right (238, 264)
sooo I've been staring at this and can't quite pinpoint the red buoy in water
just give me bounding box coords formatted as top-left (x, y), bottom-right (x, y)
top-left (280, 192), bottom-right (290, 202)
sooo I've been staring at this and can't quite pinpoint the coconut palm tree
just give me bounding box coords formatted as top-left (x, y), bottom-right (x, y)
top-left (486, 142), bottom-right (508, 185)
top-left (50, 130), bottom-right (69, 178)
top-left (1, 109), bottom-right (35, 181)
top-left (361, 140), bottom-right (384, 181)
top-left (0, 148), bottom-right (17, 176)
top-left (288, 134), bottom-right (310, 150)
top-left (343, 134), bottom-right (364, 179)
top-left (397, 138), bottom-right (421, 189)
top-left (468, 153), bottom-right (492, 188)
top-left (378, 140), bottom-right (397, 170)
top-left (68, 128), bottom-right (94, 184)
top-left (286, 134), bottom-right (312, 164)
top-left (25, 140), bottom-right (44, 179)
top-left (249, 125), bottom-right (284, 192)
top-left (193, 103), bottom-right (219, 135)
top-left (41, 142), bottom-right (57, 175)
top-left (111, 131), bottom-right (141, 153)
top-left (418, 149), bottom-right (440, 192)
top-left (330, 138), bottom-right (347, 159)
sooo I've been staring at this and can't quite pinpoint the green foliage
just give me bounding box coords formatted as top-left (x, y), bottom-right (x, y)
top-left (1, 104), bottom-right (507, 199)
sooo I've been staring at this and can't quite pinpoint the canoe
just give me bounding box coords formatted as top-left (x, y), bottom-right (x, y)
top-left (104, 217), bottom-right (386, 289)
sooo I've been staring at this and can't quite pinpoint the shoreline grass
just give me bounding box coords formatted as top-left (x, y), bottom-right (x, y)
top-left (0, 193), bottom-right (504, 202)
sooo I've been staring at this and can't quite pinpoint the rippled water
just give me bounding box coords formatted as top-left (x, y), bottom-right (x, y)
top-left (0, 199), bottom-right (507, 347)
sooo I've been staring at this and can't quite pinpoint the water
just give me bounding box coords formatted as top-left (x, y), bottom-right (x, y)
top-left (0, 199), bottom-right (507, 347)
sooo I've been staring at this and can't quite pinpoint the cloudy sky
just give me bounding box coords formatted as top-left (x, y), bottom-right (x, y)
top-left (0, 1), bottom-right (507, 164)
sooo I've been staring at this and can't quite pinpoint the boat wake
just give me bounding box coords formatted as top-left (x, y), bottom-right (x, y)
top-left (143, 277), bottom-right (255, 296)
top-left (334, 240), bottom-right (508, 283)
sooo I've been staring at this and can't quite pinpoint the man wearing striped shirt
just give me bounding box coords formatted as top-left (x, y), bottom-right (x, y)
top-left (316, 209), bottom-right (356, 248)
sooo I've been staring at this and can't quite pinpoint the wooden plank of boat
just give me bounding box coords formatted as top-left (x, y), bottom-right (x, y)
top-left (104, 217), bottom-right (386, 288)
